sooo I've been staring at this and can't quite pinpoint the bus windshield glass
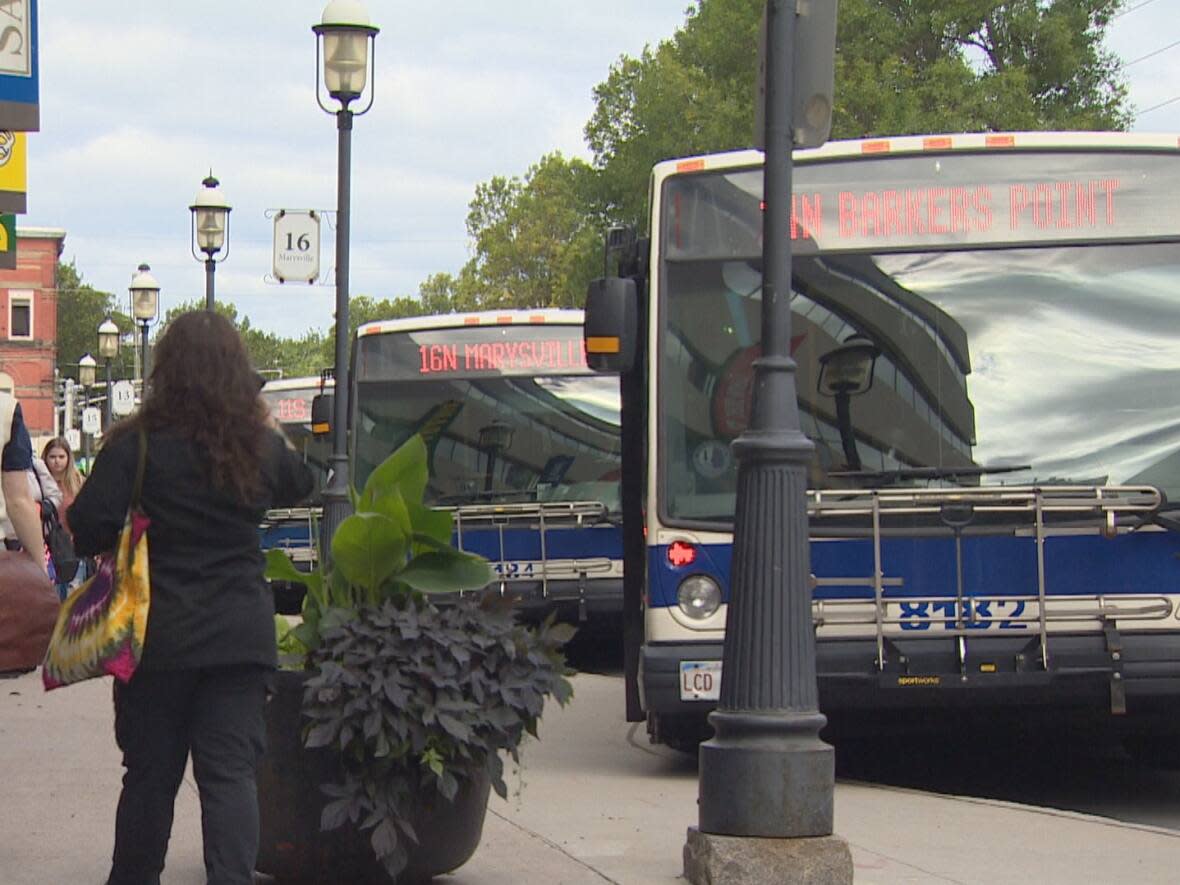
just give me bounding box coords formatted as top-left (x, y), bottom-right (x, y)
top-left (659, 150), bottom-right (1180, 524)
top-left (259, 379), bottom-right (332, 505)
top-left (353, 324), bottom-right (622, 510)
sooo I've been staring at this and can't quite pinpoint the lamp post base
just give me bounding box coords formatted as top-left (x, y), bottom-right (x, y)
top-left (698, 709), bottom-right (834, 837)
top-left (684, 827), bottom-right (853, 885)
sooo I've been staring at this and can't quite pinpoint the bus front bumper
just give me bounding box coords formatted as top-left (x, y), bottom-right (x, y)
top-left (641, 631), bottom-right (1180, 718)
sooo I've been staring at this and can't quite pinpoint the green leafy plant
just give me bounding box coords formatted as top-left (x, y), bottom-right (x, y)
top-left (265, 434), bottom-right (575, 881)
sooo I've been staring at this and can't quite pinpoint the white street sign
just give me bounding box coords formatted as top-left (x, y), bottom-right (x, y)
top-left (111, 380), bottom-right (137, 417)
top-left (65, 428), bottom-right (82, 451)
top-left (81, 407), bottom-right (101, 435)
top-left (272, 209), bottom-right (321, 284)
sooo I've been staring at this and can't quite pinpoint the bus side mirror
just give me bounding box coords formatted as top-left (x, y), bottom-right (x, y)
top-left (584, 276), bottom-right (637, 373)
top-left (311, 393), bottom-right (333, 436)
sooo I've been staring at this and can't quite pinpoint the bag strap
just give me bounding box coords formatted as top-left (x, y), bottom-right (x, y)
top-left (131, 426), bottom-right (148, 508)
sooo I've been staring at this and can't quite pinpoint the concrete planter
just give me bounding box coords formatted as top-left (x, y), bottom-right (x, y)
top-left (256, 670), bottom-right (491, 884)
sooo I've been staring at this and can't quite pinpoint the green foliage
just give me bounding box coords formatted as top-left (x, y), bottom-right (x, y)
top-left (462, 153), bottom-right (606, 309)
top-left (303, 597), bottom-right (574, 880)
top-left (162, 299), bottom-right (329, 378)
top-left (56, 261), bottom-right (135, 380)
top-left (581, 0), bottom-right (1131, 228)
top-left (266, 433), bottom-right (574, 880)
top-left (268, 435), bottom-right (493, 660)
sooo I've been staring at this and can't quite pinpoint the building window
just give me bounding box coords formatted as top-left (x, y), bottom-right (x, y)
top-left (8, 290), bottom-right (32, 340)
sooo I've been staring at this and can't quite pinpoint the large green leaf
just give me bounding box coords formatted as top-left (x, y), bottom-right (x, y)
top-left (330, 512), bottom-right (409, 592)
top-left (264, 548), bottom-right (324, 606)
top-left (400, 550), bottom-right (494, 594)
top-left (408, 502), bottom-right (452, 546)
top-left (359, 435), bottom-right (428, 515)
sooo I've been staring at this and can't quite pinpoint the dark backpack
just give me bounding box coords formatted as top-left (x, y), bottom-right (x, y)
top-left (38, 495), bottom-right (79, 584)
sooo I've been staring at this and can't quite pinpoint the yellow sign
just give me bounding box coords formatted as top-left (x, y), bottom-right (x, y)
top-left (0, 130), bottom-right (25, 213)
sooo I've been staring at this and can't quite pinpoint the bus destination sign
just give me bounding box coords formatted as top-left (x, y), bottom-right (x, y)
top-left (417, 337), bottom-right (589, 376)
top-left (357, 325), bottom-right (595, 381)
top-left (668, 151), bottom-right (1180, 257)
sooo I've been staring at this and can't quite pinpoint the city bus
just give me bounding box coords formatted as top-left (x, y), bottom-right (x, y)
top-left (351, 309), bottom-right (623, 624)
top-left (585, 131), bottom-right (1180, 753)
top-left (259, 375), bottom-right (332, 613)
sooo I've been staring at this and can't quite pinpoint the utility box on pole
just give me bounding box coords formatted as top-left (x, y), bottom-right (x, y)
top-left (754, 0), bottom-right (839, 150)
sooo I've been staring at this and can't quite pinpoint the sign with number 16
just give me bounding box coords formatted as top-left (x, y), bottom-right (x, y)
top-left (272, 209), bottom-right (321, 284)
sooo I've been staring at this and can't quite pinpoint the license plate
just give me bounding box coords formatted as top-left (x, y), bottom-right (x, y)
top-left (680, 660), bottom-right (722, 701)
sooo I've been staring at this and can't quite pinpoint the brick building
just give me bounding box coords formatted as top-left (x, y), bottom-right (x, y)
top-left (0, 227), bottom-right (67, 443)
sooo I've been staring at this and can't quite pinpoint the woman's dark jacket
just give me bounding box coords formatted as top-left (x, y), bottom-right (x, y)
top-left (68, 426), bottom-right (314, 672)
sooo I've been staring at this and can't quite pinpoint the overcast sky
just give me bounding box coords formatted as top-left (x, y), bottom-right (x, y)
top-left (23, 0), bottom-right (1180, 342)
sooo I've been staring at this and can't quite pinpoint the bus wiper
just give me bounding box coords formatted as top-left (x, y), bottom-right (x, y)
top-left (828, 464), bottom-right (1031, 485)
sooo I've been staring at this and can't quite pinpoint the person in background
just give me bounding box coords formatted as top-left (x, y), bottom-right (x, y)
top-left (42, 437), bottom-right (84, 596)
top-left (0, 391), bottom-right (47, 571)
top-left (68, 311), bottom-right (314, 885)
top-left (43, 437), bottom-right (84, 529)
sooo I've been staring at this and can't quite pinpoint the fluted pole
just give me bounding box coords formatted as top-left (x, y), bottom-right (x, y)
top-left (696, 0), bottom-right (833, 837)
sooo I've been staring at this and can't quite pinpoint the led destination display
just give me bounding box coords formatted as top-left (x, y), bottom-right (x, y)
top-left (357, 324), bottom-right (592, 380)
top-left (666, 150), bottom-right (1180, 257)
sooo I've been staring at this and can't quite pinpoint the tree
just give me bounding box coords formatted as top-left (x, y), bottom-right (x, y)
top-left (56, 260), bottom-right (135, 381)
top-left (583, 0), bottom-right (1132, 225)
top-left (459, 152), bottom-right (607, 310)
top-left (161, 300), bottom-right (329, 379)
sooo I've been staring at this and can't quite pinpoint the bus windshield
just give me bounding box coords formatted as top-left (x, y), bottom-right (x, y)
top-left (353, 323), bottom-right (622, 511)
top-left (259, 379), bottom-right (332, 505)
top-left (659, 151), bottom-right (1180, 524)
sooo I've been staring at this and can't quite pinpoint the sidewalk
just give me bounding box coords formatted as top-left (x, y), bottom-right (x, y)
top-left (2, 669), bottom-right (1178, 884)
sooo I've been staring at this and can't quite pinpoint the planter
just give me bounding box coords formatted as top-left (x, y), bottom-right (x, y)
top-left (257, 670), bottom-right (491, 884)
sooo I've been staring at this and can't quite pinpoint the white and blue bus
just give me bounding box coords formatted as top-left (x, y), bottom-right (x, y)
top-left (585, 131), bottom-right (1180, 753)
top-left (351, 309), bottom-right (623, 624)
top-left (259, 375), bottom-right (333, 612)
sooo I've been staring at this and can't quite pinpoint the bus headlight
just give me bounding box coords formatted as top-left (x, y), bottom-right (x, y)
top-left (678, 575), bottom-right (721, 620)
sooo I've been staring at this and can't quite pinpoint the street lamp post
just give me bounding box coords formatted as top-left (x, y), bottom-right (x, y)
top-left (78, 353), bottom-right (96, 463)
top-left (313, 0), bottom-right (379, 558)
top-left (129, 264), bottom-right (160, 386)
top-left (189, 174), bottom-right (231, 311)
top-left (97, 317), bottom-right (120, 431)
top-left (688, 1), bottom-right (851, 880)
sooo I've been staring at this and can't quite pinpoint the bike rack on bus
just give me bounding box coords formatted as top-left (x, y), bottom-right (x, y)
top-left (449, 501), bottom-right (619, 613)
top-left (260, 507), bottom-right (321, 567)
top-left (806, 485), bottom-right (1168, 695)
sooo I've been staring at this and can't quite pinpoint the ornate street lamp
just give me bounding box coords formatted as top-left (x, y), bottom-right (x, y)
top-left (189, 173), bottom-right (231, 311)
top-left (129, 263), bottom-right (160, 384)
top-left (97, 317), bottom-right (120, 431)
top-left (78, 353), bottom-right (97, 462)
top-left (313, 0), bottom-right (379, 558)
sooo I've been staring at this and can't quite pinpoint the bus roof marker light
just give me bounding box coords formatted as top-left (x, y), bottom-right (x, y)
top-left (667, 540), bottom-right (697, 568)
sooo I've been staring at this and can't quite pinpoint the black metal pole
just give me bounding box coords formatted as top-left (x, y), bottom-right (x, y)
top-left (205, 257), bottom-right (216, 312)
top-left (103, 359), bottom-right (113, 432)
top-left (318, 107), bottom-right (354, 561)
top-left (697, 0), bottom-right (833, 837)
top-left (82, 385), bottom-right (91, 467)
top-left (140, 322), bottom-right (150, 386)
